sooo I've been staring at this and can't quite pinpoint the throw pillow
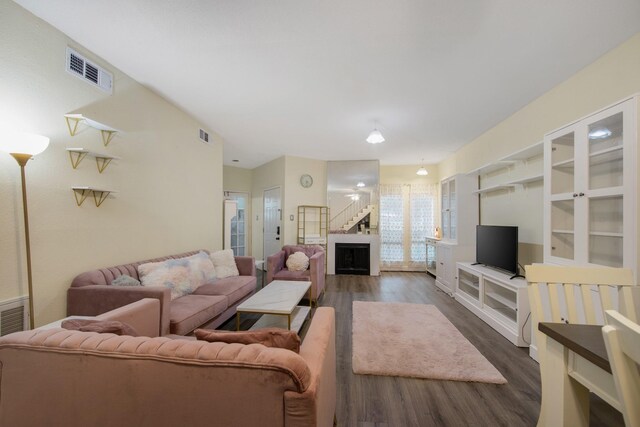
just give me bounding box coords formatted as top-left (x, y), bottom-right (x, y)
top-left (111, 274), bottom-right (142, 287)
top-left (138, 251), bottom-right (216, 300)
top-left (286, 251), bottom-right (310, 272)
top-left (194, 328), bottom-right (301, 353)
top-left (62, 319), bottom-right (139, 336)
top-left (210, 249), bottom-right (240, 279)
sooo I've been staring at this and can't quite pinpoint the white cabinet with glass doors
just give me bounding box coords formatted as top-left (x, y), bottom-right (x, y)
top-left (544, 96), bottom-right (636, 272)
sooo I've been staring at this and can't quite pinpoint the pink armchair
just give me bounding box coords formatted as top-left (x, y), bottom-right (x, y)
top-left (267, 245), bottom-right (325, 305)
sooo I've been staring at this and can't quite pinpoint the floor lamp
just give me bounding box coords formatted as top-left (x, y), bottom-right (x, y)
top-left (0, 132), bottom-right (50, 330)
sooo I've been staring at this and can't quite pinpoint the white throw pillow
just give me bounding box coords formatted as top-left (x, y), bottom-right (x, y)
top-left (138, 251), bottom-right (216, 300)
top-left (286, 251), bottom-right (310, 272)
top-left (210, 249), bottom-right (240, 279)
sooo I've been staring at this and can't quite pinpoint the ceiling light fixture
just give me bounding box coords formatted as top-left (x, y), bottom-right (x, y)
top-left (588, 127), bottom-right (612, 140)
top-left (366, 121), bottom-right (385, 144)
top-left (356, 182), bottom-right (365, 187)
top-left (416, 159), bottom-right (428, 176)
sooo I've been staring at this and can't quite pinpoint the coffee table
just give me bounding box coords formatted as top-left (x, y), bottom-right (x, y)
top-left (236, 280), bottom-right (312, 332)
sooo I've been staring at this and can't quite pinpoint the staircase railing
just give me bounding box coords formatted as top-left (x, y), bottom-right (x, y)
top-left (330, 193), bottom-right (371, 231)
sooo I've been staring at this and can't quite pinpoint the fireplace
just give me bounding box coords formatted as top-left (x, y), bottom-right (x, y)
top-left (335, 243), bottom-right (370, 275)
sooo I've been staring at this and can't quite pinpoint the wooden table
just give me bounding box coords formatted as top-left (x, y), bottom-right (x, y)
top-left (538, 323), bottom-right (620, 427)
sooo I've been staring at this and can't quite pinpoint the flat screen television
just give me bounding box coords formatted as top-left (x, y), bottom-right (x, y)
top-left (475, 225), bottom-right (519, 277)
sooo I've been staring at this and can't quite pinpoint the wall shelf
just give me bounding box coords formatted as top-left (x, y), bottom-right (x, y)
top-left (64, 114), bottom-right (119, 146)
top-left (72, 187), bottom-right (117, 207)
top-left (502, 141), bottom-right (544, 161)
top-left (472, 184), bottom-right (514, 194)
top-left (466, 161), bottom-right (516, 176)
top-left (507, 174), bottom-right (544, 185)
top-left (66, 148), bottom-right (119, 173)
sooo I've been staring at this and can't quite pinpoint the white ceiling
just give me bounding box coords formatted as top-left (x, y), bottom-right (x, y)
top-left (14, 1), bottom-right (640, 169)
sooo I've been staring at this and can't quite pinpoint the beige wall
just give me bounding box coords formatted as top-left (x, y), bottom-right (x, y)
top-left (380, 164), bottom-right (440, 185)
top-left (440, 32), bottom-right (640, 250)
top-left (283, 156), bottom-right (327, 246)
top-left (0, 1), bottom-right (224, 325)
top-left (223, 166), bottom-right (252, 193)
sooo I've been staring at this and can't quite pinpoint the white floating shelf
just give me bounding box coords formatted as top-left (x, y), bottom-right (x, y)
top-left (466, 161), bottom-right (516, 176)
top-left (71, 187), bottom-right (117, 207)
top-left (472, 184), bottom-right (515, 194)
top-left (552, 158), bottom-right (575, 168)
top-left (507, 174), bottom-right (544, 185)
top-left (502, 141), bottom-right (544, 161)
top-left (64, 114), bottom-right (119, 146)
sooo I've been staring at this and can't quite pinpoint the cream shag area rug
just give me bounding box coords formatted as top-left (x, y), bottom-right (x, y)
top-left (352, 301), bottom-right (507, 384)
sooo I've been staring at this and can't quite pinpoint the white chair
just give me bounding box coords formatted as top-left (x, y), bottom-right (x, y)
top-left (525, 264), bottom-right (636, 427)
top-left (603, 310), bottom-right (640, 427)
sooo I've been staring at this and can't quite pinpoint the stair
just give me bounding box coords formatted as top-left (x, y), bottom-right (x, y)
top-left (342, 204), bottom-right (374, 231)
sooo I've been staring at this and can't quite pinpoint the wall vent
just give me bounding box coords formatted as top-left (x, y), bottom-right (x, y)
top-left (0, 297), bottom-right (28, 336)
top-left (199, 129), bottom-right (210, 144)
top-left (65, 47), bottom-right (113, 94)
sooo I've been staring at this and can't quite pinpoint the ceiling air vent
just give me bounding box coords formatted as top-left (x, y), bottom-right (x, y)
top-left (66, 47), bottom-right (113, 94)
top-left (199, 129), bottom-right (210, 144)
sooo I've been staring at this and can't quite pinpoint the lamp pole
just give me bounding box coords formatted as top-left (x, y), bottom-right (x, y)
top-left (11, 153), bottom-right (35, 330)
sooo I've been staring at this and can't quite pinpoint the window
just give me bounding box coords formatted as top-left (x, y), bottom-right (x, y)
top-left (380, 183), bottom-right (437, 270)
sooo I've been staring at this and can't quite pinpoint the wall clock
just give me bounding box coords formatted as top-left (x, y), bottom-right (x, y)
top-left (300, 174), bottom-right (313, 188)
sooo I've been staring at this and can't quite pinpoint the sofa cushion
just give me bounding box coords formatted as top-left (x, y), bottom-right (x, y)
top-left (284, 245), bottom-right (323, 260)
top-left (274, 268), bottom-right (311, 281)
top-left (210, 249), bottom-right (240, 279)
top-left (139, 252), bottom-right (216, 300)
top-left (169, 295), bottom-right (228, 335)
top-left (193, 276), bottom-right (256, 306)
top-left (286, 252), bottom-right (310, 271)
top-left (61, 319), bottom-right (139, 336)
top-left (110, 274), bottom-right (141, 287)
top-left (194, 328), bottom-right (301, 353)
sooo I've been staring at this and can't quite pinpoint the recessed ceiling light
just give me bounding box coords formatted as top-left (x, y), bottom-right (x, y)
top-left (588, 128), bottom-right (612, 140)
top-left (357, 182), bottom-right (365, 187)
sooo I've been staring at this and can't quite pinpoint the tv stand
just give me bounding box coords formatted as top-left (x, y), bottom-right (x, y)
top-left (455, 262), bottom-right (531, 347)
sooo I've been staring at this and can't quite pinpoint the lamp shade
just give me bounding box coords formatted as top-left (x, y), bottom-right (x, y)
top-left (366, 129), bottom-right (385, 144)
top-left (0, 131), bottom-right (50, 156)
top-left (416, 166), bottom-right (428, 176)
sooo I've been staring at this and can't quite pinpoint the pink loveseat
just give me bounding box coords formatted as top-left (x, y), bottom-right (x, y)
top-left (267, 245), bottom-right (326, 305)
top-left (67, 250), bottom-right (256, 336)
top-left (0, 307), bottom-right (337, 427)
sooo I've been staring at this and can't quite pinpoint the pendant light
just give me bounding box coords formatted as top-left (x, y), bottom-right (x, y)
top-left (416, 159), bottom-right (428, 176)
top-left (366, 121), bottom-right (385, 144)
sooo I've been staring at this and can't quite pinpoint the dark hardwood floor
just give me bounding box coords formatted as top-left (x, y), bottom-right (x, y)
top-left (226, 270), bottom-right (623, 427)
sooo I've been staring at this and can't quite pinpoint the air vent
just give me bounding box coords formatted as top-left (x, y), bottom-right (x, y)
top-left (66, 47), bottom-right (113, 94)
top-left (199, 129), bottom-right (210, 144)
top-left (0, 297), bottom-right (28, 336)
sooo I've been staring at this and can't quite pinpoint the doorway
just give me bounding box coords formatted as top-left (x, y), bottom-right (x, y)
top-left (224, 191), bottom-right (249, 256)
top-left (263, 187), bottom-right (282, 260)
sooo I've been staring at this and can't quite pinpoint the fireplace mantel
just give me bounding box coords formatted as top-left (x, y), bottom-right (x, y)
top-left (327, 234), bottom-right (380, 276)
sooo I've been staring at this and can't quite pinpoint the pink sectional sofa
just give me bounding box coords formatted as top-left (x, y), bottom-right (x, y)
top-left (67, 250), bottom-right (256, 336)
top-left (0, 307), bottom-right (337, 427)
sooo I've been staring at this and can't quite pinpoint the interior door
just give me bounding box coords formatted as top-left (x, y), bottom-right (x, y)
top-left (263, 187), bottom-right (282, 260)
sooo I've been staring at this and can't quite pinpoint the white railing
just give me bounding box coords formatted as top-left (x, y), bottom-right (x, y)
top-left (330, 193), bottom-right (371, 231)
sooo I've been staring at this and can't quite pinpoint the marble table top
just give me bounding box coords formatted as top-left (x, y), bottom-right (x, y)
top-left (237, 280), bottom-right (311, 315)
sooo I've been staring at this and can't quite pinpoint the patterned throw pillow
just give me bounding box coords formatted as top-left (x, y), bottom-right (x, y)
top-left (138, 251), bottom-right (216, 300)
top-left (210, 249), bottom-right (240, 279)
top-left (111, 274), bottom-right (142, 287)
top-left (286, 251), bottom-right (310, 271)
top-left (62, 319), bottom-right (139, 337)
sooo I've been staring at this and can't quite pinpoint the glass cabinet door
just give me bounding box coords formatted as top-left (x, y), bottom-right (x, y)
top-left (551, 131), bottom-right (575, 196)
top-left (441, 180), bottom-right (450, 239)
top-left (449, 180), bottom-right (457, 240)
top-left (586, 109), bottom-right (625, 267)
top-left (549, 129), bottom-right (577, 261)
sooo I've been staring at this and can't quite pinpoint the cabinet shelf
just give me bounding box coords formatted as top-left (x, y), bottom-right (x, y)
top-left (66, 148), bottom-right (120, 173)
top-left (552, 158), bottom-right (575, 168)
top-left (71, 187), bottom-right (117, 207)
top-left (485, 291), bottom-right (517, 310)
top-left (589, 231), bottom-right (623, 238)
top-left (466, 161), bottom-right (516, 176)
top-left (64, 114), bottom-right (119, 146)
top-left (590, 145), bottom-right (623, 158)
top-left (552, 229), bottom-right (574, 234)
top-left (459, 277), bottom-right (479, 290)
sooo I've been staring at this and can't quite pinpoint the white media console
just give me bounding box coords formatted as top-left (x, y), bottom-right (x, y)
top-left (455, 262), bottom-right (531, 347)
